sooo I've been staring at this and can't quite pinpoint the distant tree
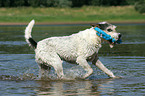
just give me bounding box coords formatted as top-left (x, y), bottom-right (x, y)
top-left (13, 0), bottom-right (25, 7)
top-left (0, 0), bottom-right (28, 7)
top-left (27, 0), bottom-right (72, 7)
top-left (135, 0), bottom-right (145, 13)
top-left (0, 0), bottom-right (141, 8)
top-left (46, 0), bottom-right (55, 7)
top-left (53, 0), bottom-right (72, 7)
top-left (28, 0), bottom-right (40, 7)
top-left (2, 0), bottom-right (11, 7)
top-left (89, 0), bottom-right (128, 6)
top-left (89, 0), bottom-right (100, 6)
top-left (71, 0), bottom-right (86, 7)
top-left (0, 0), bottom-right (3, 7)
top-left (126, 0), bottom-right (136, 5)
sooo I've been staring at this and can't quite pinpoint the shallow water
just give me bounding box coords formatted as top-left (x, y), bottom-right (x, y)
top-left (0, 23), bottom-right (145, 96)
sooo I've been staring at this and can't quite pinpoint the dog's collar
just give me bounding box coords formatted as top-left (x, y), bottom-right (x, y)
top-left (94, 27), bottom-right (121, 44)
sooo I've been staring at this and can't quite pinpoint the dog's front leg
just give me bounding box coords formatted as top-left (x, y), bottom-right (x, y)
top-left (76, 57), bottom-right (93, 78)
top-left (95, 60), bottom-right (115, 78)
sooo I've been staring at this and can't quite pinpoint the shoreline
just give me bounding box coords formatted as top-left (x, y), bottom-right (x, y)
top-left (0, 21), bottom-right (145, 26)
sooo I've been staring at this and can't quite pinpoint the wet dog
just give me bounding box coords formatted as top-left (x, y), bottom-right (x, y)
top-left (25, 20), bottom-right (122, 79)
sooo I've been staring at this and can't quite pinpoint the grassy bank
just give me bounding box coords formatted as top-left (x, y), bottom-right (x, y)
top-left (0, 6), bottom-right (145, 24)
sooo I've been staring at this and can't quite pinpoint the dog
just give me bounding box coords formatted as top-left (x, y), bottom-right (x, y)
top-left (25, 20), bottom-right (122, 79)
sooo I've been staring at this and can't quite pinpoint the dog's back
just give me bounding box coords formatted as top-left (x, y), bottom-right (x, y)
top-left (35, 28), bottom-right (100, 63)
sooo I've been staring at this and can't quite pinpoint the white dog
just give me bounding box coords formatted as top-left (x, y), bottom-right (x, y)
top-left (25, 20), bottom-right (122, 79)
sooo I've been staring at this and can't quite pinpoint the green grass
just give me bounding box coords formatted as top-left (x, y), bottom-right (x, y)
top-left (0, 6), bottom-right (145, 23)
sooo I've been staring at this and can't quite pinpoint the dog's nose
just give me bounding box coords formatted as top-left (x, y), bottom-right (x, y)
top-left (118, 33), bottom-right (122, 38)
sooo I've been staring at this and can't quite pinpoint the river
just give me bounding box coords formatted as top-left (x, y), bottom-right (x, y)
top-left (0, 23), bottom-right (145, 96)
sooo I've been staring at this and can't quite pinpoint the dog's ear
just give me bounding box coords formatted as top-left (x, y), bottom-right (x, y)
top-left (90, 24), bottom-right (100, 28)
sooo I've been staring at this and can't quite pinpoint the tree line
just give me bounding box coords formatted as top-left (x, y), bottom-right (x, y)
top-left (0, 0), bottom-right (144, 13)
top-left (0, 0), bottom-right (138, 7)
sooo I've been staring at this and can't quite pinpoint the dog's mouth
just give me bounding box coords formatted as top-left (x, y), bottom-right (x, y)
top-left (109, 34), bottom-right (122, 48)
top-left (93, 26), bottom-right (122, 48)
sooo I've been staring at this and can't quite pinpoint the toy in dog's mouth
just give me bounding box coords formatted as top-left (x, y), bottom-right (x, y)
top-left (94, 27), bottom-right (122, 48)
top-left (108, 34), bottom-right (122, 48)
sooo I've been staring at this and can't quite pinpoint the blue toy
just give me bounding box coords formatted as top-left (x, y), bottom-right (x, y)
top-left (94, 27), bottom-right (122, 44)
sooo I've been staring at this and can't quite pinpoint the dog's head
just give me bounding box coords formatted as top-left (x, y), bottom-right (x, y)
top-left (91, 22), bottom-right (122, 48)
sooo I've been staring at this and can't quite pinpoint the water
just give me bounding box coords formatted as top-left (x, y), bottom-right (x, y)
top-left (0, 23), bottom-right (145, 96)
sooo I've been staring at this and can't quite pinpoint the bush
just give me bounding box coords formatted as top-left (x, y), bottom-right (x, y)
top-left (71, 0), bottom-right (87, 7)
top-left (54, 0), bottom-right (72, 7)
top-left (89, 0), bottom-right (128, 6)
top-left (126, 0), bottom-right (136, 5)
top-left (135, 0), bottom-right (145, 13)
top-left (0, 0), bottom-right (140, 8)
top-left (28, 0), bottom-right (72, 7)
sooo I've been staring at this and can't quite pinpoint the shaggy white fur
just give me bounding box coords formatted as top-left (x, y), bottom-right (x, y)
top-left (25, 20), bottom-right (121, 79)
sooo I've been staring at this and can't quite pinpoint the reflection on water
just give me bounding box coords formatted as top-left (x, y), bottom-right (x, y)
top-left (35, 79), bottom-right (115, 96)
top-left (0, 24), bottom-right (145, 95)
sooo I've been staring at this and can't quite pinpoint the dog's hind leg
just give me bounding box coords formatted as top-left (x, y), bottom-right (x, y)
top-left (48, 53), bottom-right (64, 79)
top-left (38, 63), bottom-right (51, 79)
top-left (52, 61), bottom-right (64, 79)
top-left (36, 52), bottom-right (64, 79)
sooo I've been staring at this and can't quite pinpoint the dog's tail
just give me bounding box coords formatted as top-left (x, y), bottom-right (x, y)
top-left (25, 20), bottom-right (37, 48)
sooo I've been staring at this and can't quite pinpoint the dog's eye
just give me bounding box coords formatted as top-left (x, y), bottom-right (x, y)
top-left (107, 29), bottom-right (113, 32)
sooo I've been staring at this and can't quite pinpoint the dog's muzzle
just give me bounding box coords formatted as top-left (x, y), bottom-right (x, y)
top-left (94, 27), bottom-right (122, 44)
top-left (116, 34), bottom-right (122, 44)
top-left (108, 34), bottom-right (122, 44)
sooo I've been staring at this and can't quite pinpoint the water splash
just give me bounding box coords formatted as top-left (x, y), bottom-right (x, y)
top-left (64, 66), bottom-right (86, 80)
top-left (37, 66), bottom-right (86, 81)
